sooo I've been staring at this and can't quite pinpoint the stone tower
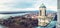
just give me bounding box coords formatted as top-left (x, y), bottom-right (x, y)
top-left (38, 3), bottom-right (47, 26)
top-left (39, 3), bottom-right (46, 16)
top-left (38, 3), bottom-right (53, 26)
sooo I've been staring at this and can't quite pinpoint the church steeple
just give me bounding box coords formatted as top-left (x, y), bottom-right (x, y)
top-left (39, 3), bottom-right (46, 8)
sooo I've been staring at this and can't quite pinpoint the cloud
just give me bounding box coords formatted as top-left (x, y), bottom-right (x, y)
top-left (0, 0), bottom-right (57, 12)
top-left (0, 0), bottom-right (37, 8)
top-left (13, 2), bottom-right (35, 8)
top-left (0, 0), bottom-right (39, 12)
top-left (47, 6), bottom-right (57, 11)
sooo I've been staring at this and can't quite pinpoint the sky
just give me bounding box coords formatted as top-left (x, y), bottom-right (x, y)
top-left (0, 0), bottom-right (57, 12)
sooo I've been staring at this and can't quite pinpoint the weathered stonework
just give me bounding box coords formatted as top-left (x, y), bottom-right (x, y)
top-left (38, 3), bottom-right (53, 26)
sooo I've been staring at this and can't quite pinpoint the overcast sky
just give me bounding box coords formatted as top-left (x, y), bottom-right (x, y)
top-left (0, 0), bottom-right (57, 12)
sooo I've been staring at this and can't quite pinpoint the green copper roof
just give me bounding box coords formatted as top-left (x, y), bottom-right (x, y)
top-left (39, 3), bottom-right (46, 8)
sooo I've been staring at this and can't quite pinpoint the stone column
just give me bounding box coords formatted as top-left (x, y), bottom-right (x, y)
top-left (57, 9), bottom-right (60, 28)
top-left (57, 0), bottom-right (60, 28)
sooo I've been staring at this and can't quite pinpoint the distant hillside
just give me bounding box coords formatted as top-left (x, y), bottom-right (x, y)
top-left (39, 10), bottom-right (56, 12)
top-left (32, 10), bottom-right (57, 14)
top-left (0, 10), bottom-right (57, 14)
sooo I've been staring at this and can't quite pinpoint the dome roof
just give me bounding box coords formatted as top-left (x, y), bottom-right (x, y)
top-left (39, 3), bottom-right (46, 8)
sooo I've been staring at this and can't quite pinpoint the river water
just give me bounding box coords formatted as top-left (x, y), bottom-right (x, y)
top-left (0, 13), bottom-right (29, 19)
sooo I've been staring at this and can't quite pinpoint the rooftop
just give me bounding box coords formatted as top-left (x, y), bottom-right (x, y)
top-left (39, 3), bottom-right (46, 8)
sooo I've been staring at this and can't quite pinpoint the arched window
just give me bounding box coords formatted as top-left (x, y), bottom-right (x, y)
top-left (45, 10), bottom-right (46, 16)
top-left (40, 10), bottom-right (41, 16)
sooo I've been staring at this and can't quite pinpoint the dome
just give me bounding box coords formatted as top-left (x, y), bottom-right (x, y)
top-left (39, 3), bottom-right (46, 8)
